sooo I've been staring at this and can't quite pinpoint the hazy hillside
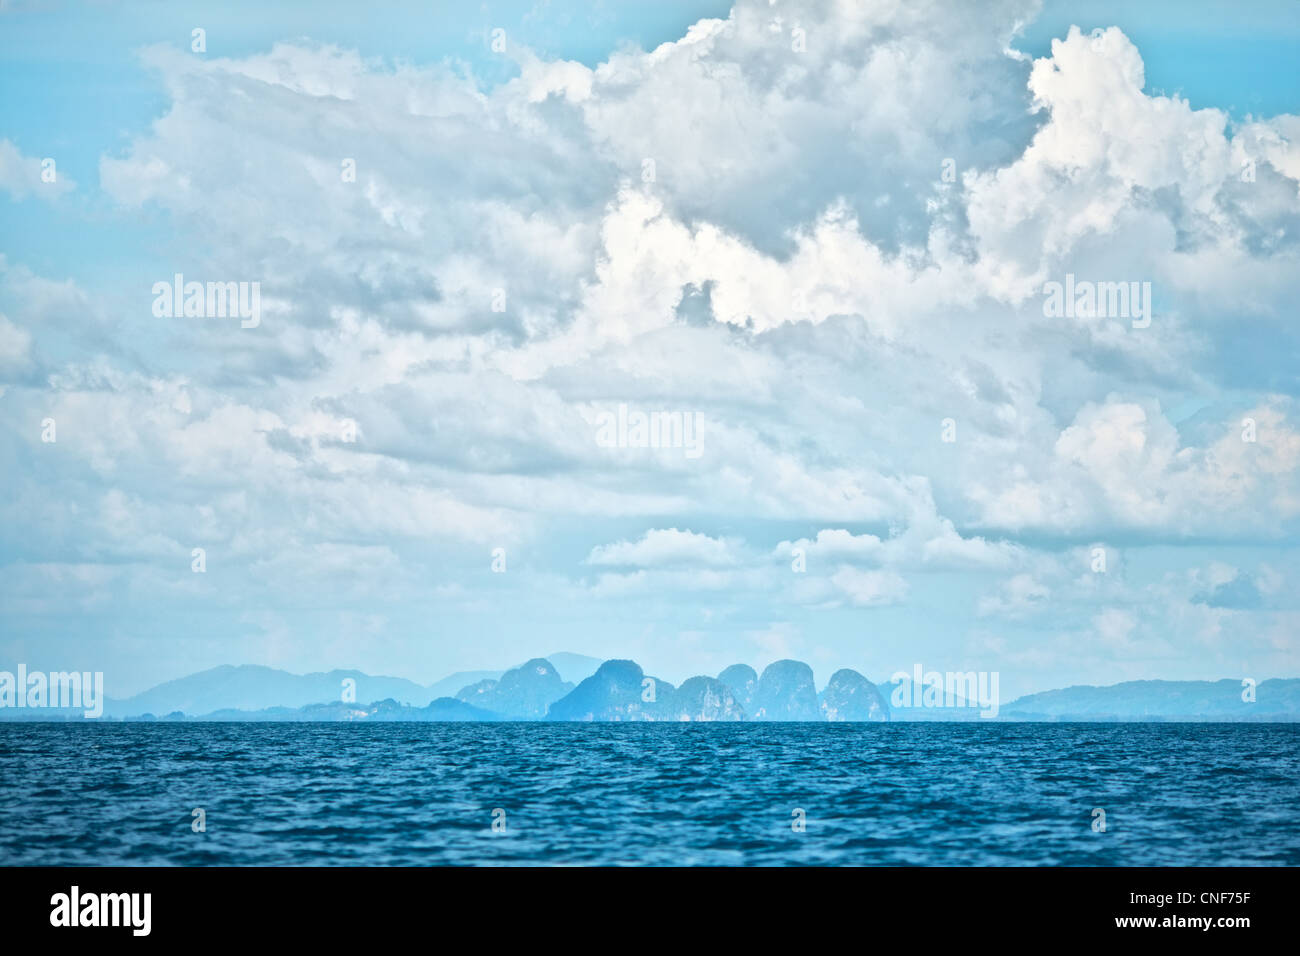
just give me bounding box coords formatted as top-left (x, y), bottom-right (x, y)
top-left (102, 664), bottom-right (437, 718)
top-left (23, 658), bottom-right (1298, 722)
top-left (544, 652), bottom-right (603, 684)
top-left (425, 670), bottom-right (501, 701)
top-left (1003, 678), bottom-right (1300, 719)
top-left (96, 652), bottom-right (605, 719)
top-left (454, 658), bottom-right (572, 718)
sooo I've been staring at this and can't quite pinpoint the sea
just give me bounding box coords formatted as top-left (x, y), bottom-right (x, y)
top-left (1, 722), bottom-right (1296, 866)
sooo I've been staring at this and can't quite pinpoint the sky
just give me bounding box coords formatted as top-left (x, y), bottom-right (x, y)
top-left (1, 0), bottom-right (1298, 699)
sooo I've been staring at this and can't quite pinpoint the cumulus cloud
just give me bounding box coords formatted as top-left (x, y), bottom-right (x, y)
top-left (0, 140), bottom-right (74, 200)
top-left (779, 504), bottom-right (1023, 571)
top-left (829, 567), bottom-right (909, 607)
top-left (4, 1), bottom-right (1299, 689)
top-left (969, 397), bottom-right (1300, 535)
top-left (586, 528), bottom-right (741, 568)
top-left (977, 572), bottom-right (1052, 619)
top-left (0, 314), bottom-right (31, 370)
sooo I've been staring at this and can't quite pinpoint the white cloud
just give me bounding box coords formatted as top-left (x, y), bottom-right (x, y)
top-left (829, 567), bottom-right (909, 607)
top-left (0, 139), bottom-right (74, 200)
top-left (978, 572), bottom-right (1051, 618)
top-left (969, 397), bottom-right (1300, 535)
top-left (587, 528), bottom-right (740, 568)
top-left (5, 1), bottom-right (1300, 686)
top-left (0, 313), bottom-right (31, 368)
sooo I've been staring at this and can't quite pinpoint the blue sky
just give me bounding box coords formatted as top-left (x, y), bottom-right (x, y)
top-left (1, 0), bottom-right (1298, 698)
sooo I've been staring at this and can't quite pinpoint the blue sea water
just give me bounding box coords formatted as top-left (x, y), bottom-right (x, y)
top-left (1, 722), bottom-right (1296, 866)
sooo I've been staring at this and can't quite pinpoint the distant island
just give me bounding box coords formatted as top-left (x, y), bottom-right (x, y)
top-left (2, 654), bottom-right (1297, 722)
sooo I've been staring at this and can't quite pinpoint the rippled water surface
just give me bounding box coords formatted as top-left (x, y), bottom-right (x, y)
top-left (1, 722), bottom-right (1296, 865)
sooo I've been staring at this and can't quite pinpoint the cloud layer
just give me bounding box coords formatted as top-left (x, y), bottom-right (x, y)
top-left (2, 1), bottom-right (1298, 695)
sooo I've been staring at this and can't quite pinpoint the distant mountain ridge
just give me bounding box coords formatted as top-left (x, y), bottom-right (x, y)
top-left (6, 657), bottom-right (1295, 722)
top-left (184, 696), bottom-right (501, 722)
top-left (1002, 678), bottom-right (1300, 720)
top-left (820, 669), bottom-right (889, 721)
top-left (90, 652), bottom-right (604, 720)
top-left (750, 659), bottom-right (821, 720)
top-left (455, 658), bottom-right (573, 718)
top-left (99, 664), bottom-right (436, 718)
top-left (547, 660), bottom-right (678, 721)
